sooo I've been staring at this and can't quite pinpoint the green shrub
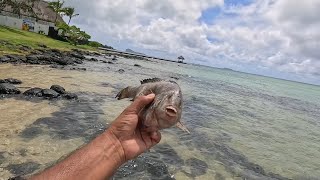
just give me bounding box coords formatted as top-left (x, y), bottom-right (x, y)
top-left (88, 41), bottom-right (103, 47)
top-left (56, 22), bottom-right (91, 46)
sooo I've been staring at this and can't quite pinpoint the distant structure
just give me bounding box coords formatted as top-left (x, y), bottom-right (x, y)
top-left (177, 56), bottom-right (185, 63)
top-left (125, 49), bottom-right (145, 56)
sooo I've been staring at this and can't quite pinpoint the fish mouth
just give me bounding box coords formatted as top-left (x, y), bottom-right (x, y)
top-left (165, 106), bottom-right (177, 117)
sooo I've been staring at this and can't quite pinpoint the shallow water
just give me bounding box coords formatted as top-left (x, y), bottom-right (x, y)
top-left (0, 56), bottom-right (320, 180)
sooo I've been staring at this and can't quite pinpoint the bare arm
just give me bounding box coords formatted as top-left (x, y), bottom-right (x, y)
top-left (28, 94), bottom-right (161, 180)
top-left (30, 131), bottom-right (124, 180)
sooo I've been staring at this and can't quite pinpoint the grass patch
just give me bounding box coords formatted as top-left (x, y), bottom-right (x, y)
top-left (0, 25), bottom-right (97, 55)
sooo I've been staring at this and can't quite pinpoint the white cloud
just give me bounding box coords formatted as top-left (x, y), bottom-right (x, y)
top-left (62, 0), bottom-right (320, 79)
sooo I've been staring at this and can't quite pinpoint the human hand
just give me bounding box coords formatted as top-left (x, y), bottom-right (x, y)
top-left (106, 94), bottom-right (161, 162)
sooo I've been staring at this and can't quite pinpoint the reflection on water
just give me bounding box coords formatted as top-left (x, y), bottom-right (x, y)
top-left (1, 56), bottom-right (320, 179)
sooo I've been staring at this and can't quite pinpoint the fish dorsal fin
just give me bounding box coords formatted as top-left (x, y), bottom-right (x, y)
top-left (140, 78), bottom-right (163, 84)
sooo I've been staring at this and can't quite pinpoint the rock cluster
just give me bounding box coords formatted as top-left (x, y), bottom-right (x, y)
top-left (23, 85), bottom-right (78, 100)
top-left (0, 78), bottom-right (77, 100)
top-left (0, 45), bottom-right (100, 68)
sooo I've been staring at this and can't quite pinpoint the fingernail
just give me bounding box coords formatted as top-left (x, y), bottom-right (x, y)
top-left (147, 94), bottom-right (155, 98)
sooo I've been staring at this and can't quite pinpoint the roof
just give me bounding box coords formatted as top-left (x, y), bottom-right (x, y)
top-left (178, 56), bottom-right (185, 60)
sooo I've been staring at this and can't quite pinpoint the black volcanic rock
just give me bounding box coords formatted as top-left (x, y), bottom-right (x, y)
top-left (23, 88), bottom-right (43, 97)
top-left (0, 83), bottom-right (21, 94)
top-left (41, 89), bottom-right (60, 99)
top-left (117, 69), bottom-right (125, 74)
top-left (50, 85), bottom-right (66, 94)
top-left (70, 52), bottom-right (85, 59)
top-left (0, 56), bottom-right (10, 62)
top-left (4, 78), bottom-right (22, 84)
top-left (62, 93), bottom-right (78, 100)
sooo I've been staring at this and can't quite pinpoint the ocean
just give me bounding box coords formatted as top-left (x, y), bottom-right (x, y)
top-left (0, 56), bottom-right (320, 179)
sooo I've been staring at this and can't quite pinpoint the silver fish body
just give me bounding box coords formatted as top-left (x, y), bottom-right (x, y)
top-left (116, 78), bottom-right (189, 133)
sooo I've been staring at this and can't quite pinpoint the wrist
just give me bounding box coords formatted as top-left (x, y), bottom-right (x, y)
top-left (103, 130), bottom-right (126, 165)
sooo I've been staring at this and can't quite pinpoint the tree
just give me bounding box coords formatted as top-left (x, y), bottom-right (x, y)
top-left (56, 22), bottom-right (91, 46)
top-left (48, 0), bottom-right (65, 24)
top-left (63, 7), bottom-right (79, 25)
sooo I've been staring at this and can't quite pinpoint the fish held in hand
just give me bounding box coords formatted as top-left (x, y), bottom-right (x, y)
top-left (116, 78), bottom-right (190, 133)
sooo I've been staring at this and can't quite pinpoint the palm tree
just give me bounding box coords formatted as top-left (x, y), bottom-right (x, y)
top-left (63, 7), bottom-right (79, 25)
top-left (48, 0), bottom-right (65, 24)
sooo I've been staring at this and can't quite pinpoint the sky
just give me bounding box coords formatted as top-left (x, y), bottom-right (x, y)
top-left (61, 0), bottom-right (320, 85)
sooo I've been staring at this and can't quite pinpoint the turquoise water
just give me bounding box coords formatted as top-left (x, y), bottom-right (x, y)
top-left (1, 57), bottom-right (320, 179)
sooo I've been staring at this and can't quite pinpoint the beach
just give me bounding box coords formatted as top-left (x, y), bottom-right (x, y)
top-left (1, 54), bottom-right (320, 179)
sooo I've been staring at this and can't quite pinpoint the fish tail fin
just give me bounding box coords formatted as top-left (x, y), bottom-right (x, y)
top-left (116, 86), bottom-right (138, 100)
top-left (116, 87), bottom-right (130, 100)
top-left (176, 122), bottom-right (190, 134)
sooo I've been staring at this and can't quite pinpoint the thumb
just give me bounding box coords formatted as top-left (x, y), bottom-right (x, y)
top-left (128, 94), bottom-right (155, 113)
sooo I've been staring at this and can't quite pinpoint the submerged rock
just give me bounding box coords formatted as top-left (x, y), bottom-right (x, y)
top-left (23, 88), bottom-right (43, 97)
top-left (117, 69), bottom-right (125, 74)
top-left (70, 67), bottom-right (86, 71)
top-left (50, 85), bottom-right (66, 94)
top-left (6, 161), bottom-right (41, 176)
top-left (170, 76), bottom-right (179, 80)
top-left (0, 83), bottom-right (21, 94)
top-left (41, 89), bottom-right (60, 99)
top-left (185, 158), bottom-right (208, 177)
top-left (62, 93), bottom-right (78, 100)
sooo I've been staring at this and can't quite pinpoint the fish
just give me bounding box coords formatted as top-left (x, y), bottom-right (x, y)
top-left (116, 78), bottom-right (190, 133)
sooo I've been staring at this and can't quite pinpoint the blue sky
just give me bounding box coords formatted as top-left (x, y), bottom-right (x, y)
top-left (199, 0), bottom-right (253, 24)
top-left (66, 0), bottom-right (320, 85)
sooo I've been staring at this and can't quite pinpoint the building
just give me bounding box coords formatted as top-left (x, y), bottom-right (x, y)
top-left (0, 0), bottom-right (64, 35)
top-left (178, 56), bottom-right (185, 63)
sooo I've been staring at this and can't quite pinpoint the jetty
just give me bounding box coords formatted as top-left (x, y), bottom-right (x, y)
top-left (98, 47), bottom-right (187, 64)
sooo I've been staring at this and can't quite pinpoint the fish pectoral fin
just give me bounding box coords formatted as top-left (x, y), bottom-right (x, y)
top-left (151, 98), bottom-right (161, 109)
top-left (176, 122), bottom-right (190, 134)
